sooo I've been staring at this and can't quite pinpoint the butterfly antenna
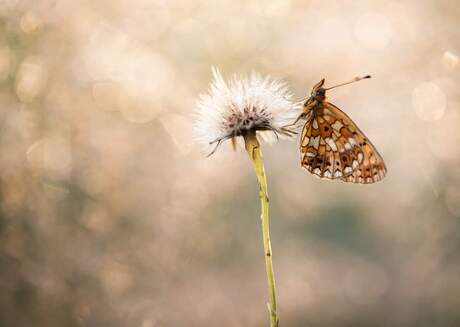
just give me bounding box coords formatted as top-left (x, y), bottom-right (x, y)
top-left (324, 75), bottom-right (371, 91)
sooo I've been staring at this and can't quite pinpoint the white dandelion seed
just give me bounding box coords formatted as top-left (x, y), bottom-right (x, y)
top-left (194, 67), bottom-right (299, 156)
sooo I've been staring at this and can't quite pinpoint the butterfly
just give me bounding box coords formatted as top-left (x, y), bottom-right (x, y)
top-left (290, 76), bottom-right (387, 184)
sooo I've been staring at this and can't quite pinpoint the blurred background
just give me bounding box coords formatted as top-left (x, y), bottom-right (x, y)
top-left (0, 0), bottom-right (459, 326)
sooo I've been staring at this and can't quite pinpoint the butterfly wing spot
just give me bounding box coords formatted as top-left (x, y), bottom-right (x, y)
top-left (318, 120), bottom-right (334, 137)
top-left (325, 138), bottom-right (337, 151)
top-left (348, 138), bottom-right (358, 146)
top-left (331, 120), bottom-right (344, 131)
top-left (308, 135), bottom-right (320, 149)
top-left (302, 136), bottom-right (310, 146)
top-left (302, 156), bottom-right (312, 167)
top-left (312, 119), bottom-right (319, 129)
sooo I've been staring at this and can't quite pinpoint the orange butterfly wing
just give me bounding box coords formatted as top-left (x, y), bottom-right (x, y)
top-left (300, 102), bottom-right (386, 184)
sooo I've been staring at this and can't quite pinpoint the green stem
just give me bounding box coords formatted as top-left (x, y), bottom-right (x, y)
top-left (244, 131), bottom-right (278, 327)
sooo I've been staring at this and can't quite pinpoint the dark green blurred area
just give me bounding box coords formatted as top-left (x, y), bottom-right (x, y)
top-left (1, 0), bottom-right (460, 326)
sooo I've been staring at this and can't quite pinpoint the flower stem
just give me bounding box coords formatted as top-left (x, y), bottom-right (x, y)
top-left (244, 131), bottom-right (278, 327)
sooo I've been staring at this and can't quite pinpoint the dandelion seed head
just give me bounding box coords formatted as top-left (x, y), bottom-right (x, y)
top-left (194, 67), bottom-right (298, 151)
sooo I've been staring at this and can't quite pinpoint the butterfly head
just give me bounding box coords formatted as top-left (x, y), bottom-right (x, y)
top-left (311, 78), bottom-right (326, 101)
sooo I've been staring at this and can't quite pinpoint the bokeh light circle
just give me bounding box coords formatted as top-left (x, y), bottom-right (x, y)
top-left (442, 51), bottom-right (459, 70)
top-left (412, 82), bottom-right (446, 121)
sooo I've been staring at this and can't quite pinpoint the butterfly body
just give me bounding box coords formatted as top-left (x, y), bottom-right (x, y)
top-left (296, 78), bottom-right (386, 184)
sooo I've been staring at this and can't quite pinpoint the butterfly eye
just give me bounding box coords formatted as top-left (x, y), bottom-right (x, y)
top-left (313, 89), bottom-right (325, 98)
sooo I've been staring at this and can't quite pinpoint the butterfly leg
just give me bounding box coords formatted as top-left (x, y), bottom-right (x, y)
top-left (284, 111), bottom-right (310, 129)
top-left (283, 116), bottom-right (301, 128)
top-left (280, 127), bottom-right (297, 136)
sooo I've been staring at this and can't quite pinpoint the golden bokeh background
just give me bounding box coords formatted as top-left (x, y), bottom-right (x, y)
top-left (1, 0), bottom-right (460, 326)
